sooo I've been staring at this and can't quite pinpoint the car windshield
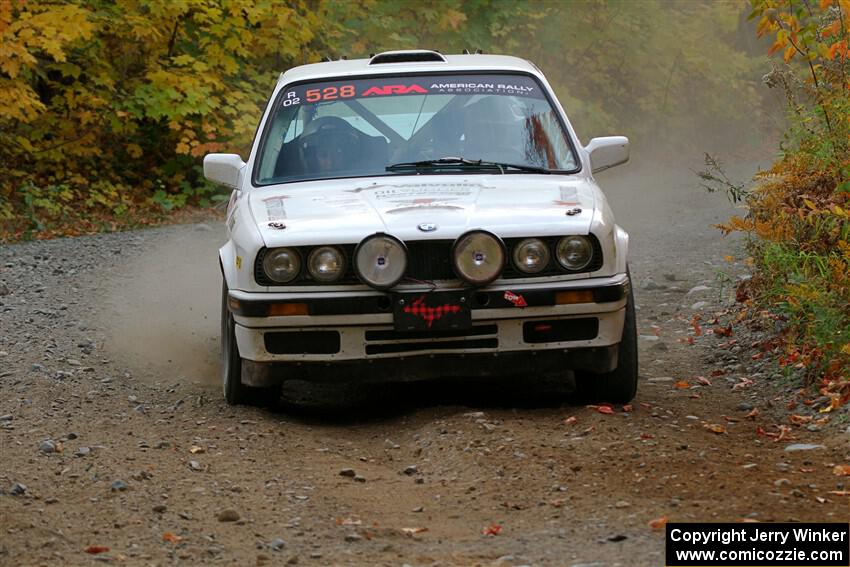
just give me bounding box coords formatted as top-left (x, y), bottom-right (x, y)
top-left (254, 73), bottom-right (579, 185)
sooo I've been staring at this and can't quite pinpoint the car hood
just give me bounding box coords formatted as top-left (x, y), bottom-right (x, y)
top-left (248, 174), bottom-right (597, 247)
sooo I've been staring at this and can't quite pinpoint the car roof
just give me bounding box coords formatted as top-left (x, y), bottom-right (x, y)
top-left (279, 50), bottom-right (543, 85)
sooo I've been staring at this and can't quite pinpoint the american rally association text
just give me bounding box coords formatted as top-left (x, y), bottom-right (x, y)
top-left (669, 527), bottom-right (849, 547)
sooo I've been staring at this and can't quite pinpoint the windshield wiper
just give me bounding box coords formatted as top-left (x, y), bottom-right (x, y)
top-left (386, 156), bottom-right (551, 174)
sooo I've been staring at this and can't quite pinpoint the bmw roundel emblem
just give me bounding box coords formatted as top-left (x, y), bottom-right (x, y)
top-left (417, 222), bottom-right (438, 232)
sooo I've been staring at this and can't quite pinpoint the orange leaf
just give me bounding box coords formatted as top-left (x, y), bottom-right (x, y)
top-left (783, 45), bottom-right (796, 63)
top-left (563, 416), bottom-right (578, 425)
top-left (691, 314), bottom-right (702, 336)
top-left (596, 405), bottom-right (614, 415)
top-left (833, 465), bottom-right (850, 476)
top-left (483, 524), bottom-right (502, 536)
top-left (674, 380), bottom-right (690, 390)
top-left (84, 546), bottom-right (110, 554)
top-left (704, 423), bottom-right (727, 434)
top-left (789, 414), bottom-right (812, 426)
top-left (745, 408), bottom-right (760, 420)
top-left (648, 516), bottom-right (668, 530)
top-left (162, 532), bottom-right (182, 543)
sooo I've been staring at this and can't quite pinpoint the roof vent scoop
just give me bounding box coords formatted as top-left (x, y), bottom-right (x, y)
top-left (369, 50), bottom-right (447, 65)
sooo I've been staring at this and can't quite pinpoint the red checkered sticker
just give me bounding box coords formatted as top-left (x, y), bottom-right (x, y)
top-left (403, 296), bottom-right (463, 328)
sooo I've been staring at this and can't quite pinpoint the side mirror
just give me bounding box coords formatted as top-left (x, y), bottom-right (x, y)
top-left (585, 136), bottom-right (629, 173)
top-left (204, 154), bottom-right (246, 188)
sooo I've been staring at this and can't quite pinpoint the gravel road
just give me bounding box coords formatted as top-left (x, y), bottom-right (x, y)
top-left (1, 161), bottom-right (848, 566)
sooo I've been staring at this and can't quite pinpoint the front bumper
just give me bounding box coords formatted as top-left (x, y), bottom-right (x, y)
top-left (228, 274), bottom-right (629, 369)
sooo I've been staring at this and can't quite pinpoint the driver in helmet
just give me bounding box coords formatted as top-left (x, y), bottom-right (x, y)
top-left (300, 116), bottom-right (356, 174)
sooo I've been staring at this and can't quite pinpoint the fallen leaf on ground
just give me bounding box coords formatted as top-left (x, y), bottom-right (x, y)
top-left (691, 314), bottom-right (702, 336)
top-left (563, 416), bottom-right (578, 425)
top-left (819, 397), bottom-right (840, 413)
top-left (827, 490), bottom-right (849, 496)
top-left (622, 404), bottom-right (633, 412)
top-left (648, 516), bottom-right (668, 530)
top-left (189, 446), bottom-right (205, 454)
top-left (714, 326), bottom-right (733, 337)
top-left (84, 546), bottom-right (110, 554)
top-left (640, 433), bottom-right (654, 439)
top-left (696, 376), bottom-right (712, 386)
top-left (401, 527), bottom-right (428, 535)
top-left (162, 532), bottom-right (182, 543)
top-left (482, 524), bottom-right (502, 536)
top-left (833, 465), bottom-right (850, 476)
top-left (789, 414), bottom-right (812, 426)
top-left (704, 423), bottom-right (727, 434)
top-left (722, 415), bottom-right (739, 423)
top-left (673, 380), bottom-right (690, 390)
top-left (596, 405), bottom-right (614, 415)
top-left (745, 408), bottom-right (760, 419)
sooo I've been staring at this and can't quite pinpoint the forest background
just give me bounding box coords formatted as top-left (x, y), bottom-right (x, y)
top-left (1, 0), bottom-right (847, 403)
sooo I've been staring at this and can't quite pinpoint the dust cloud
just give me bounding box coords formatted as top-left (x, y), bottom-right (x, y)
top-left (97, 225), bottom-right (224, 387)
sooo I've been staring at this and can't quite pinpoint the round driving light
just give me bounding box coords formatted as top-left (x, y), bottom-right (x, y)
top-left (556, 236), bottom-right (593, 270)
top-left (354, 234), bottom-right (407, 289)
top-left (512, 238), bottom-right (550, 274)
top-left (262, 248), bottom-right (301, 283)
top-left (307, 246), bottom-right (345, 282)
top-left (452, 230), bottom-right (505, 286)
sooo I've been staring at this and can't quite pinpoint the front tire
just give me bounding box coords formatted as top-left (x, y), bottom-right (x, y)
top-left (221, 281), bottom-right (281, 406)
top-left (576, 274), bottom-right (638, 403)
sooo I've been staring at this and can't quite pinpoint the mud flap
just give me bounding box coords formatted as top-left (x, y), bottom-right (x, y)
top-left (240, 360), bottom-right (279, 387)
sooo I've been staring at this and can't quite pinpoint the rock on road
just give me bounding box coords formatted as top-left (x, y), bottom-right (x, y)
top-left (1, 163), bottom-right (848, 566)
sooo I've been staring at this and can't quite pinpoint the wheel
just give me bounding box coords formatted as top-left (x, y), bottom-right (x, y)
top-left (221, 281), bottom-right (281, 406)
top-left (576, 272), bottom-right (638, 404)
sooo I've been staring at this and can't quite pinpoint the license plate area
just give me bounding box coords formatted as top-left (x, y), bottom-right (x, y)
top-left (392, 291), bottom-right (471, 332)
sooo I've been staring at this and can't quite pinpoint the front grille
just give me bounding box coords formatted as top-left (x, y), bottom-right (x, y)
top-left (364, 324), bottom-right (499, 355)
top-left (255, 235), bottom-right (604, 286)
top-left (366, 338), bottom-right (498, 355)
top-left (404, 240), bottom-right (455, 281)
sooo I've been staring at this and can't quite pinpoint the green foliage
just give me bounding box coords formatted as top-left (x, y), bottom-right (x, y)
top-left (0, 0), bottom-right (338, 238)
top-left (722, 0), bottom-right (850, 408)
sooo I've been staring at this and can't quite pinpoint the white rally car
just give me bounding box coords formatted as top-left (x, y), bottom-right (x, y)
top-left (204, 50), bottom-right (635, 406)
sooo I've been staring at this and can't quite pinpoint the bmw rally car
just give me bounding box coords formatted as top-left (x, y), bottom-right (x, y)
top-left (204, 50), bottom-right (636, 405)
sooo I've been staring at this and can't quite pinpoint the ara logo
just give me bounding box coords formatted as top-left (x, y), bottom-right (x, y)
top-left (417, 222), bottom-right (438, 232)
top-left (362, 84), bottom-right (428, 96)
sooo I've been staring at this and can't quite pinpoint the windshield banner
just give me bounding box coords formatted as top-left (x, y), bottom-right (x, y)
top-left (278, 74), bottom-right (546, 108)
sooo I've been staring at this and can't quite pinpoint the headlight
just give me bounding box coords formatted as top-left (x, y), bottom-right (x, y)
top-left (556, 236), bottom-right (593, 270)
top-left (452, 230), bottom-right (505, 285)
top-left (354, 234), bottom-right (407, 289)
top-left (512, 238), bottom-right (550, 274)
top-left (262, 247), bottom-right (301, 283)
top-left (307, 246), bottom-right (346, 283)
